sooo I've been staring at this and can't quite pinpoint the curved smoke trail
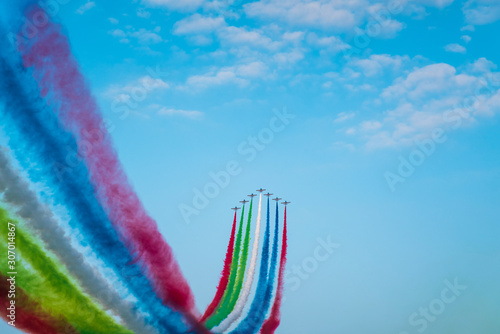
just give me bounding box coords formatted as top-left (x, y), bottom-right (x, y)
top-left (260, 206), bottom-right (288, 334)
top-left (0, 43), bottom-right (187, 333)
top-left (18, 5), bottom-right (197, 317)
top-left (0, 208), bottom-right (131, 333)
top-left (229, 197), bottom-right (272, 334)
top-left (0, 148), bottom-right (156, 334)
top-left (0, 275), bottom-right (78, 334)
top-left (208, 199), bottom-right (251, 325)
top-left (201, 209), bottom-right (240, 323)
top-left (213, 194), bottom-right (263, 332)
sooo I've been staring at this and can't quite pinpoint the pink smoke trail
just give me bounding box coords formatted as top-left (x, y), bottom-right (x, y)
top-left (18, 5), bottom-right (196, 316)
top-left (260, 206), bottom-right (288, 334)
top-left (201, 210), bottom-right (238, 323)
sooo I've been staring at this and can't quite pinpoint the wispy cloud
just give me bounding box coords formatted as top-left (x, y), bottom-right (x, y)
top-left (463, 0), bottom-right (500, 25)
top-left (346, 59), bottom-right (500, 149)
top-left (76, 1), bottom-right (95, 15)
top-left (444, 43), bottom-right (466, 54)
top-left (109, 26), bottom-right (164, 46)
top-left (142, 0), bottom-right (206, 11)
top-left (157, 107), bottom-right (204, 120)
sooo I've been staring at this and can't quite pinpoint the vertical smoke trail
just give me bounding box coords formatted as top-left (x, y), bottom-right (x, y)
top-left (229, 197), bottom-right (272, 334)
top-left (213, 194), bottom-right (263, 332)
top-left (211, 199), bottom-right (252, 323)
top-left (201, 209), bottom-right (240, 323)
top-left (226, 198), bottom-right (253, 311)
top-left (0, 274), bottom-right (78, 334)
top-left (0, 208), bottom-right (132, 333)
top-left (0, 49), bottom-right (186, 333)
top-left (260, 206), bottom-right (288, 334)
top-left (18, 6), bottom-right (196, 316)
top-left (0, 148), bottom-right (156, 334)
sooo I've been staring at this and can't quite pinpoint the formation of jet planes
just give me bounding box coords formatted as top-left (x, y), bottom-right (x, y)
top-left (232, 189), bottom-right (290, 210)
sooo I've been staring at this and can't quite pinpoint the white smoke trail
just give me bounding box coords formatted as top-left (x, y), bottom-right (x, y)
top-left (213, 193), bottom-right (263, 333)
top-left (0, 147), bottom-right (156, 334)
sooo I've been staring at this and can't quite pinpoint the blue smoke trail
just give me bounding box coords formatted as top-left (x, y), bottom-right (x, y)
top-left (230, 197), bottom-right (272, 334)
top-left (256, 201), bottom-right (281, 332)
top-left (0, 40), bottom-right (187, 333)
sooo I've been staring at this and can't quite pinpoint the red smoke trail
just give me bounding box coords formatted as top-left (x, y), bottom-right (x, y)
top-left (201, 210), bottom-right (238, 323)
top-left (260, 206), bottom-right (288, 334)
top-left (0, 275), bottom-right (78, 334)
top-left (18, 5), bottom-right (196, 316)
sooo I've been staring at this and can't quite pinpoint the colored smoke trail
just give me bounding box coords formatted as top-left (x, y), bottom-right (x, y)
top-left (0, 275), bottom-right (78, 334)
top-left (227, 198), bottom-right (253, 312)
top-left (213, 199), bottom-right (253, 324)
top-left (260, 206), bottom-right (288, 334)
top-left (0, 148), bottom-right (155, 334)
top-left (201, 209), bottom-right (240, 323)
top-left (229, 197), bottom-right (272, 334)
top-left (213, 194), bottom-right (263, 332)
top-left (18, 6), bottom-right (196, 316)
top-left (0, 208), bottom-right (131, 334)
top-left (0, 53), bottom-right (187, 333)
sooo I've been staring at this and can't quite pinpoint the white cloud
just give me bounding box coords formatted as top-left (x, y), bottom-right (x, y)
top-left (274, 49), bottom-right (305, 65)
top-left (245, 0), bottom-right (362, 31)
top-left (186, 69), bottom-right (247, 89)
top-left (109, 18), bottom-right (119, 24)
top-left (109, 27), bottom-right (163, 45)
top-left (334, 112), bottom-right (355, 123)
top-left (306, 32), bottom-right (350, 53)
top-left (218, 26), bottom-right (281, 50)
top-left (381, 63), bottom-right (476, 101)
top-left (76, 1), bottom-right (95, 14)
top-left (463, 0), bottom-right (500, 25)
top-left (413, 0), bottom-right (455, 8)
top-left (184, 62), bottom-right (270, 89)
top-left (444, 43), bottom-right (466, 53)
top-left (158, 108), bottom-right (204, 120)
top-left (468, 57), bottom-right (498, 73)
top-left (235, 61), bottom-right (268, 77)
top-left (348, 60), bottom-right (500, 149)
top-left (105, 76), bottom-right (170, 102)
top-left (137, 9), bottom-right (151, 18)
top-left (350, 54), bottom-right (409, 77)
top-left (142, 0), bottom-right (206, 11)
top-left (461, 35), bottom-right (472, 43)
top-left (131, 28), bottom-right (163, 44)
top-left (360, 120), bottom-right (382, 131)
top-left (174, 14), bottom-right (226, 35)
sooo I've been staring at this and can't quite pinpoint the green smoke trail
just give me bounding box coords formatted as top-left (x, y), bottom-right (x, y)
top-left (0, 207), bottom-right (132, 334)
top-left (206, 198), bottom-right (253, 328)
top-left (206, 202), bottom-right (246, 327)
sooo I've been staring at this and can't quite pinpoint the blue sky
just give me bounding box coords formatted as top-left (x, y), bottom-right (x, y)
top-left (1, 0), bottom-right (500, 333)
